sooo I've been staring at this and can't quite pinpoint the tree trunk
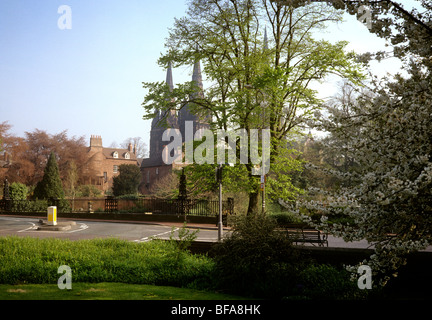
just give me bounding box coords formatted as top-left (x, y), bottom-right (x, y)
top-left (247, 190), bottom-right (259, 216)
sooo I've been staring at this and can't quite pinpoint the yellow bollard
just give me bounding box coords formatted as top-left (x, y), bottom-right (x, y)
top-left (47, 206), bottom-right (57, 226)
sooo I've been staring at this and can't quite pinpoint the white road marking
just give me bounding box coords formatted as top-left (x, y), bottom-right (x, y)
top-left (68, 223), bottom-right (89, 233)
top-left (17, 222), bottom-right (37, 232)
top-left (33, 222), bottom-right (89, 233)
top-left (133, 227), bottom-right (179, 243)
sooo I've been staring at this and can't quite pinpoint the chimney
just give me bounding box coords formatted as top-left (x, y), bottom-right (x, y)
top-left (128, 143), bottom-right (133, 153)
top-left (90, 135), bottom-right (103, 148)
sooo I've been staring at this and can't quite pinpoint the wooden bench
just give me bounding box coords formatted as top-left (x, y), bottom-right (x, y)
top-left (278, 225), bottom-right (328, 247)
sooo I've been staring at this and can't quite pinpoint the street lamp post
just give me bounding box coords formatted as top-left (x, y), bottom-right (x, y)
top-left (217, 164), bottom-right (223, 242)
top-left (261, 174), bottom-right (266, 214)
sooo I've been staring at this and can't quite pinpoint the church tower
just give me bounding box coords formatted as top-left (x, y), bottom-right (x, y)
top-left (145, 59), bottom-right (211, 165)
top-left (178, 58), bottom-right (211, 143)
top-left (149, 61), bottom-right (178, 162)
top-left (140, 58), bottom-right (212, 194)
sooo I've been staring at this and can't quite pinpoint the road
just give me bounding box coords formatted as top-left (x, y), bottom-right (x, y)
top-left (0, 215), bottom-right (430, 252)
top-left (0, 216), bottom-right (221, 242)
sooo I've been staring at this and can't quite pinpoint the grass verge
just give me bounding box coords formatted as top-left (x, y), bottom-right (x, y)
top-left (0, 282), bottom-right (248, 300)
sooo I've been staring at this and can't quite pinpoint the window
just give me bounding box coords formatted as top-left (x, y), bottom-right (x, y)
top-left (156, 168), bottom-right (159, 175)
top-left (113, 165), bottom-right (118, 173)
top-left (146, 171), bottom-right (150, 183)
top-left (113, 151), bottom-right (118, 158)
top-left (125, 152), bottom-right (130, 159)
top-left (103, 172), bottom-right (107, 182)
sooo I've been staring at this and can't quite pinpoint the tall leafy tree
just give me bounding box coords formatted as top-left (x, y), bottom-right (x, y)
top-left (0, 122), bottom-right (34, 184)
top-left (24, 129), bottom-right (88, 186)
top-left (1, 125), bottom-right (88, 187)
top-left (142, 0), bottom-right (365, 214)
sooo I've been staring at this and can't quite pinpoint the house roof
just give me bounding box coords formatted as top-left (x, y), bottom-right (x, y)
top-left (140, 156), bottom-right (167, 168)
top-left (102, 147), bottom-right (137, 160)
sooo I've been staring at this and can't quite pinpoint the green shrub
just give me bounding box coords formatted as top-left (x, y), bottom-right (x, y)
top-left (9, 182), bottom-right (28, 200)
top-left (112, 164), bottom-right (141, 196)
top-left (210, 215), bottom-right (373, 299)
top-left (76, 185), bottom-right (103, 198)
top-left (10, 199), bottom-right (47, 212)
top-left (268, 211), bottom-right (303, 225)
top-left (115, 194), bottom-right (140, 200)
top-left (211, 214), bottom-right (305, 298)
top-left (292, 264), bottom-right (370, 300)
top-left (0, 237), bottom-right (214, 290)
top-left (8, 198), bottom-right (70, 213)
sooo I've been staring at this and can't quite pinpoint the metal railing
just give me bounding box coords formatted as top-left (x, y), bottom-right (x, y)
top-left (0, 197), bottom-right (234, 217)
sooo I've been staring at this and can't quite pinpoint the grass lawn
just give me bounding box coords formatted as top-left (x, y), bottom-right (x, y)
top-left (0, 282), bottom-right (249, 300)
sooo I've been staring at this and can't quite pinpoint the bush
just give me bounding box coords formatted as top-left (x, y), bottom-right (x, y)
top-left (210, 214), bottom-right (372, 299)
top-left (292, 264), bottom-right (370, 300)
top-left (0, 237), bottom-right (214, 290)
top-left (9, 182), bottom-right (28, 200)
top-left (268, 211), bottom-right (303, 225)
top-left (211, 214), bottom-right (305, 298)
top-left (10, 199), bottom-right (48, 213)
top-left (112, 164), bottom-right (141, 196)
top-left (115, 194), bottom-right (140, 200)
top-left (76, 185), bottom-right (103, 198)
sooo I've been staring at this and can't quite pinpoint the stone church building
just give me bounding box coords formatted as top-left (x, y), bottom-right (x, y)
top-left (139, 59), bottom-right (211, 194)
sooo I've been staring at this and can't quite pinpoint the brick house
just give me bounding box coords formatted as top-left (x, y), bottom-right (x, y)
top-left (85, 135), bottom-right (140, 193)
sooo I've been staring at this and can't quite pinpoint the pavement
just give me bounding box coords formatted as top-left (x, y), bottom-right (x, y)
top-left (132, 217), bottom-right (432, 252)
top-left (153, 219), bottom-right (432, 252)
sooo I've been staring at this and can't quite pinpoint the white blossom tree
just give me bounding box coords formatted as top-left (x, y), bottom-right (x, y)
top-left (293, 0), bottom-right (432, 285)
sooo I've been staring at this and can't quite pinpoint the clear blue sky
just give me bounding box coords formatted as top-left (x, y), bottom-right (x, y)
top-left (0, 0), bottom-right (404, 150)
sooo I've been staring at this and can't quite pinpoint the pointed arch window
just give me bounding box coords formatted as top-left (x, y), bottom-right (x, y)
top-left (113, 151), bottom-right (118, 158)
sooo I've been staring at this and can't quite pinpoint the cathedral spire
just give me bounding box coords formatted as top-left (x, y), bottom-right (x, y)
top-left (152, 61), bottom-right (174, 130)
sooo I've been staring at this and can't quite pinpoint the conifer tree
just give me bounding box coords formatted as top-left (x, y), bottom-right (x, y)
top-left (33, 151), bottom-right (65, 200)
